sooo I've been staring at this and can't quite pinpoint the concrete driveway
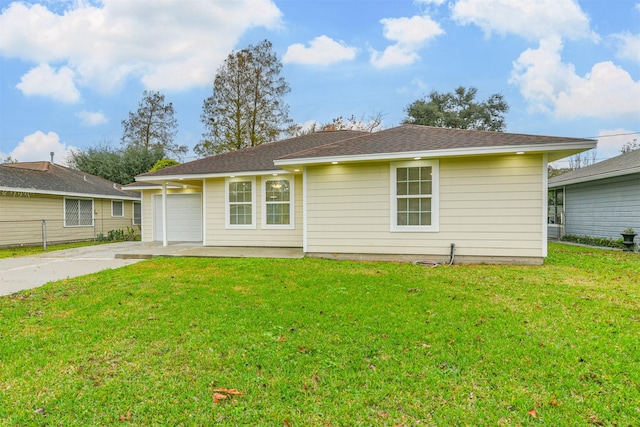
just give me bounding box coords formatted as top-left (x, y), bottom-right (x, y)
top-left (0, 242), bottom-right (304, 297)
top-left (0, 242), bottom-right (144, 297)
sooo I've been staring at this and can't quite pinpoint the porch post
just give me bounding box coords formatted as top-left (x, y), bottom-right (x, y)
top-left (162, 181), bottom-right (168, 247)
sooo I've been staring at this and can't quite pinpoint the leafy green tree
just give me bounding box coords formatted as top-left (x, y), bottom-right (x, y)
top-left (68, 144), bottom-right (165, 185)
top-left (196, 39), bottom-right (293, 157)
top-left (122, 91), bottom-right (186, 157)
top-left (403, 86), bottom-right (509, 132)
top-left (149, 158), bottom-right (180, 172)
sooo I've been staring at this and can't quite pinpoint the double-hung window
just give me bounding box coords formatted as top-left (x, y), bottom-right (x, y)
top-left (391, 160), bottom-right (439, 232)
top-left (226, 178), bottom-right (256, 228)
top-left (263, 178), bottom-right (294, 229)
top-left (64, 198), bottom-right (94, 227)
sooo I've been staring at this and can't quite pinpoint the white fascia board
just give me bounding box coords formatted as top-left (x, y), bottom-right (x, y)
top-left (549, 167), bottom-right (640, 188)
top-left (274, 142), bottom-right (597, 167)
top-left (0, 186), bottom-right (140, 200)
top-left (135, 169), bottom-right (290, 182)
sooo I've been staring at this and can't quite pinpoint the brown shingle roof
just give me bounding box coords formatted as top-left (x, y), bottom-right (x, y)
top-left (0, 162), bottom-right (140, 199)
top-left (137, 130), bottom-right (367, 178)
top-left (277, 124), bottom-right (596, 160)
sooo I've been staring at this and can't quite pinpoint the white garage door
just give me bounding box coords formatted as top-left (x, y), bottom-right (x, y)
top-left (153, 194), bottom-right (202, 242)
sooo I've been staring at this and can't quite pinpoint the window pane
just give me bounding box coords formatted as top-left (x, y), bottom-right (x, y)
top-left (408, 212), bottom-right (420, 225)
top-left (408, 167), bottom-right (419, 180)
top-left (133, 202), bottom-right (141, 225)
top-left (397, 167), bottom-right (407, 181)
top-left (408, 181), bottom-right (420, 195)
top-left (230, 204), bottom-right (252, 225)
top-left (113, 201), bottom-right (123, 216)
top-left (408, 198), bottom-right (420, 212)
top-left (397, 182), bottom-right (407, 196)
top-left (266, 180), bottom-right (289, 202)
top-left (420, 181), bottom-right (432, 194)
top-left (267, 203), bottom-right (290, 225)
top-left (65, 199), bottom-right (78, 226)
top-left (229, 181), bottom-right (252, 203)
top-left (421, 211), bottom-right (432, 226)
top-left (79, 200), bottom-right (93, 226)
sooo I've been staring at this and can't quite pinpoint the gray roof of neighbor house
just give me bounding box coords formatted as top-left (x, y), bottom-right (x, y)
top-left (0, 162), bottom-right (140, 200)
top-left (549, 149), bottom-right (640, 187)
top-left (276, 125), bottom-right (596, 163)
top-left (136, 130), bottom-right (368, 179)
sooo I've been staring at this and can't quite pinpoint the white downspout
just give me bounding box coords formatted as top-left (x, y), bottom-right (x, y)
top-left (202, 179), bottom-right (207, 246)
top-left (542, 154), bottom-right (548, 258)
top-left (302, 167), bottom-right (308, 253)
top-left (162, 181), bottom-right (168, 247)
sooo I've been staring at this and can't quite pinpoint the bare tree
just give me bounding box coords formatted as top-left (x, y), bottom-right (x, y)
top-left (620, 138), bottom-right (639, 154)
top-left (567, 149), bottom-right (598, 170)
top-left (121, 91), bottom-right (185, 157)
top-left (197, 40), bottom-right (292, 157)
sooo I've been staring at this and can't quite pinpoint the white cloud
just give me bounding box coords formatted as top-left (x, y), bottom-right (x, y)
top-left (283, 35), bottom-right (357, 65)
top-left (77, 110), bottom-right (108, 126)
top-left (0, 0), bottom-right (282, 97)
top-left (510, 36), bottom-right (640, 119)
top-left (370, 14), bottom-right (444, 68)
top-left (596, 129), bottom-right (639, 160)
top-left (15, 64), bottom-right (81, 103)
top-left (452, 0), bottom-right (597, 41)
top-left (415, 0), bottom-right (446, 5)
top-left (613, 32), bottom-right (640, 64)
top-left (9, 131), bottom-right (78, 165)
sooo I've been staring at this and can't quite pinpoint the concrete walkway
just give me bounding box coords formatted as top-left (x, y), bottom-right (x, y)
top-left (0, 242), bottom-right (303, 297)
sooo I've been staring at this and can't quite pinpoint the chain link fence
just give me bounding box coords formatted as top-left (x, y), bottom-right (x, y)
top-left (0, 218), bottom-right (141, 250)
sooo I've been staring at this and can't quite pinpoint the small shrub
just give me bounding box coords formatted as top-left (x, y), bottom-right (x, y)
top-left (561, 234), bottom-right (624, 249)
top-left (99, 227), bottom-right (140, 242)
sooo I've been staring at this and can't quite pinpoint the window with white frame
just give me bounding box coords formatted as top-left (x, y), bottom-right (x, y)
top-left (263, 178), bottom-right (293, 228)
top-left (391, 160), bottom-right (439, 232)
top-left (64, 198), bottom-right (94, 227)
top-left (112, 200), bottom-right (124, 217)
top-left (226, 178), bottom-right (256, 228)
top-left (132, 202), bottom-right (141, 225)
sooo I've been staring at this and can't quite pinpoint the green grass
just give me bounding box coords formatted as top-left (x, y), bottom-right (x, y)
top-left (1, 243), bottom-right (638, 426)
top-left (0, 241), bottom-right (111, 259)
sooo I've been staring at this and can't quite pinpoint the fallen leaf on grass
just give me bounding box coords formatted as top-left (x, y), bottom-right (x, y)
top-left (549, 397), bottom-right (560, 407)
top-left (213, 388), bottom-right (244, 403)
top-left (276, 335), bottom-right (286, 342)
top-left (119, 411), bottom-right (131, 421)
top-left (527, 408), bottom-right (538, 418)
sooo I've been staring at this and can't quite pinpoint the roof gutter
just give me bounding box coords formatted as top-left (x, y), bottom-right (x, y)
top-left (135, 169), bottom-right (291, 183)
top-left (549, 166), bottom-right (640, 187)
top-left (274, 141), bottom-right (597, 167)
top-left (0, 186), bottom-right (140, 200)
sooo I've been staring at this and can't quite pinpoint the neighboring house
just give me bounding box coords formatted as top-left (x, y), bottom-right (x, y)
top-left (548, 149), bottom-right (640, 240)
top-left (130, 125), bottom-right (595, 265)
top-left (0, 161), bottom-right (141, 247)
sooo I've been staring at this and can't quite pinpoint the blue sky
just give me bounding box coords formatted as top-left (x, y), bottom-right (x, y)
top-left (1, 0), bottom-right (639, 167)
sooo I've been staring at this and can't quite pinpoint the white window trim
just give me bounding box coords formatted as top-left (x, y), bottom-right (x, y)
top-left (64, 197), bottom-right (94, 228)
top-left (111, 200), bottom-right (124, 217)
top-left (132, 201), bottom-right (141, 225)
top-left (225, 176), bottom-right (256, 229)
top-left (390, 160), bottom-right (439, 232)
top-left (262, 176), bottom-right (295, 230)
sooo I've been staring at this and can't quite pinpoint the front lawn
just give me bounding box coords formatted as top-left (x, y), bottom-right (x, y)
top-left (1, 243), bottom-right (638, 426)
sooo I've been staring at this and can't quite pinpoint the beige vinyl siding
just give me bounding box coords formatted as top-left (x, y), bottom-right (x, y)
top-left (204, 175), bottom-right (303, 247)
top-left (305, 155), bottom-right (545, 259)
top-left (0, 193), bottom-right (139, 247)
